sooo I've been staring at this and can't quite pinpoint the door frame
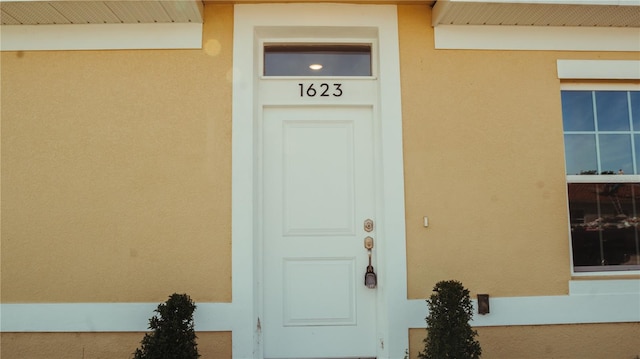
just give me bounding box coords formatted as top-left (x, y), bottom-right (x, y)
top-left (231, 4), bottom-right (408, 359)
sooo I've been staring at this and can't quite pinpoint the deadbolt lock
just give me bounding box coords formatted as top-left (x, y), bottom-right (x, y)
top-left (364, 219), bottom-right (374, 233)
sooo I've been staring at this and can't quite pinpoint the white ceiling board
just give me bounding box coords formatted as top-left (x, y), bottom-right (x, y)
top-left (105, 1), bottom-right (172, 23)
top-left (1, 9), bottom-right (21, 24)
top-left (49, 1), bottom-right (121, 24)
top-left (0, 1), bottom-right (203, 25)
top-left (433, 1), bottom-right (640, 27)
top-left (161, 1), bottom-right (203, 23)
top-left (1, 1), bottom-right (69, 24)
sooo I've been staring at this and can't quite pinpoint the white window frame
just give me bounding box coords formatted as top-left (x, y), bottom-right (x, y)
top-left (559, 61), bottom-right (640, 276)
top-left (260, 41), bottom-right (377, 78)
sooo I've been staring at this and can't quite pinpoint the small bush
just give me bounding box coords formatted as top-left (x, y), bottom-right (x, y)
top-left (419, 280), bottom-right (482, 359)
top-left (133, 293), bottom-right (200, 359)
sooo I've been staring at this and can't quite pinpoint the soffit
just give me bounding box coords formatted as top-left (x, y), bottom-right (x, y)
top-left (433, 0), bottom-right (640, 27)
top-left (0, 0), bottom-right (203, 25)
top-left (1, 0), bottom-right (637, 27)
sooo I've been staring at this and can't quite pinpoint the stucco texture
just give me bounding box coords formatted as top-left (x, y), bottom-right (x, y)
top-left (398, 5), bottom-right (640, 299)
top-left (2, 0), bottom-right (639, 345)
top-left (0, 5), bottom-right (233, 303)
top-left (409, 323), bottom-right (640, 359)
top-left (0, 331), bottom-right (231, 359)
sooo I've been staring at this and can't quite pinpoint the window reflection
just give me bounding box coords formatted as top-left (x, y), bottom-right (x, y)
top-left (598, 134), bottom-right (633, 174)
top-left (564, 134), bottom-right (597, 175)
top-left (562, 90), bottom-right (639, 175)
top-left (636, 134), bottom-right (640, 171)
top-left (563, 89), bottom-right (640, 272)
top-left (632, 92), bottom-right (640, 130)
top-left (596, 91), bottom-right (630, 131)
top-left (264, 44), bottom-right (372, 77)
top-left (569, 183), bottom-right (640, 270)
top-left (561, 91), bottom-right (594, 131)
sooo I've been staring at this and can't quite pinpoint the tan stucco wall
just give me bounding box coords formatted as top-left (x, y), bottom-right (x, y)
top-left (1, 0), bottom-right (638, 307)
top-left (398, 5), bottom-right (640, 299)
top-left (0, 331), bottom-right (231, 359)
top-left (409, 323), bottom-right (640, 359)
top-left (0, 5), bottom-right (233, 303)
top-left (1, 3), bottom-right (639, 358)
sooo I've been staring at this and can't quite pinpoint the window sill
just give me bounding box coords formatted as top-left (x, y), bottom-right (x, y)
top-left (572, 270), bottom-right (640, 278)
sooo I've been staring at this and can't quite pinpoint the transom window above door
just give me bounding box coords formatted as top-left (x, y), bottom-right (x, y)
top-left (263, 44), bottom-right (372, 77)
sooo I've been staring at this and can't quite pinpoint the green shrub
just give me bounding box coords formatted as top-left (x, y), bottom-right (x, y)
top-left (419, 280), bottom-right (482, 359)
top-left (133, 293), bottom-right (200, 359)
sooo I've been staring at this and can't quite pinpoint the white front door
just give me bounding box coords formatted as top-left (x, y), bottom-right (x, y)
top-left (261, 104), bottom-right (378, 358)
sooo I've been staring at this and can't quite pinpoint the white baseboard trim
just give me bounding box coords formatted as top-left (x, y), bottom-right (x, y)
top-left (408, 293), bottom-right (640, 328)
top-left (569, 279), bottom-right (640, 295)
top-left (0, 302), bottom-right (233, 332)
top-left (2, 288), bottom-right (639, 332)
top-left (409, 279), bottom-right (640, 328)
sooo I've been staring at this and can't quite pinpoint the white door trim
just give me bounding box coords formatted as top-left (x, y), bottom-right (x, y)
top-left (231, 4), bottom-right (407, 359)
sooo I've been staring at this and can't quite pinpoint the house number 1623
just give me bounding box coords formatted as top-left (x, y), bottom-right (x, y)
top-left (298, 83), bottom-right (343, 97)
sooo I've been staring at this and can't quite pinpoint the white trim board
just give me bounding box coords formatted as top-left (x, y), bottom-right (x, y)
top-left (0, 23), bottom-right (203, 51)
top-left (435, 25), bottom-right (640, 51)
top-left (407, 293), bottom-right (640, 328)
top-left (569, 279), bottom-right (640, 295)
top-left (2, 290), bottom-right (639, 332)
top-left (0, 302), bottom-right (234, 332)
top-left (557, 60), bottom-right (640, 80)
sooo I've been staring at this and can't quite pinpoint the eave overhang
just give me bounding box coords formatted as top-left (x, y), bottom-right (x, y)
top-left (433, 0), bottom-right (640, 28)
top-left (1, 0), bottom-right (637, 28)
top-left (1, 0), bottom-right (638, 51)
top-left (0, 0), bottom-right (203, 25)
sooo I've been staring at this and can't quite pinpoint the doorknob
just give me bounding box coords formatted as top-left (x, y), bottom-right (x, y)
top-left (364, 236), bottom-right (373, 250)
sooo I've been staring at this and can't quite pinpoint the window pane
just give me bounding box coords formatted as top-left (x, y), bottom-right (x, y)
top-left (564, 134), bottom-right (597, 175)
top-left (561, 91), bottom-right (594, 131)
top-left (264, 45), bottom-right (372, 76)
top-left (568, 183), bottom-right (601, 266)
top-left (599, 183), bottom-right (639, 267)
top-left (632, 92), bottom-right (640, 130)
top-left (599, 134), bottom-right (633, 175)
top-left (569, 183), bottom-right (640, 270)
top-left (635, 134), bottom-right (640, 173)
top-left (596, 91), bottom-right (630, 131)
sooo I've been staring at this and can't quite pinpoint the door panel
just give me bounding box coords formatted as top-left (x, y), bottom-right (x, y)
top-left (282, 120), bottom-right (355, 236)
top-left (283, 257), bottom-right (356, 326)
top-left (262, 106), bottom-right (377, 359)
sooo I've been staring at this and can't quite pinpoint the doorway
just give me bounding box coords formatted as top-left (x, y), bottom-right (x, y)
top-left (232, 5), bottom-right (408, 359)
